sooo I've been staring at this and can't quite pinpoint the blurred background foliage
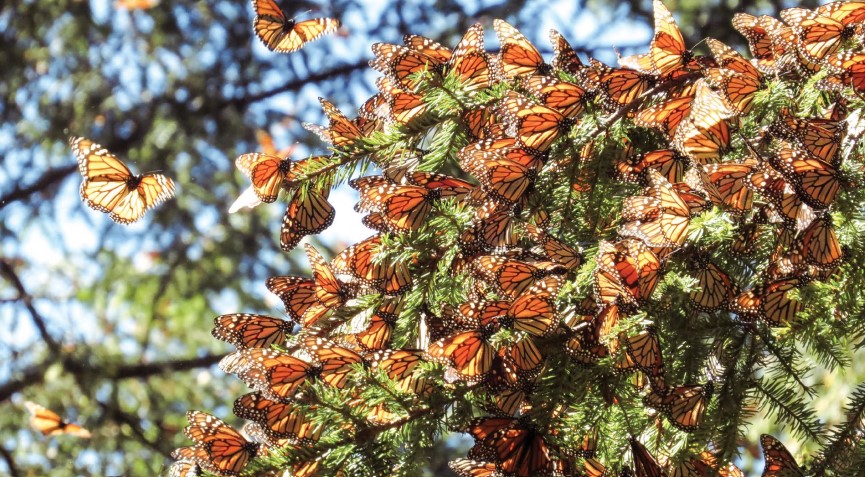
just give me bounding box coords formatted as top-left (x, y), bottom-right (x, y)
top-left (0, 0), bottom-right (829, 476)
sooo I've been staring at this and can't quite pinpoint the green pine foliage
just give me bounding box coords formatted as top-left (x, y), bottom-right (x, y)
top-left (171, 1), bottom-right (865, 476)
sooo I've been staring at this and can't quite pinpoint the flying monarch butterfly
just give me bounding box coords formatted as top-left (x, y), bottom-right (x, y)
top-left (630, 438), bottom-right (665, 477)
top-left (24, 401), bottom-right (91, 438)
top-left (819, 51), bottom-right (865, 96)
top-left (549, 29), bottom-right (584, 76)
top-left (688, 257), bottom-right (737, 312)
top-left (211, 313), bottom-right (293, 350)
top-left (181, 411), bottom-right (260, 476)
top-left (447, 23), bottom-right (499, 93)
top-left (501, 91), bottom-right (574, 154)
top-left (494, 20), bottom-right (551, 78)
top-left (780, 3), bottom-right (865, 64)
top-left (621, 170), bottom-right (691, 248)
top-left (304, 243), bottom-right (353, 310)
top-left (279, 186), bottom-right (335, 251)
top-left (403, 34), bottom-right (453, 62)
top-left (302, 336), bottom-right (368, 389)
top-left (369, 348), bottom-right (430, 395)
top-left (584, 59), bottom-right (656, 111)
top-left (219, 348), bottom-right (318, 400)
top-left (760, 434), bottom-right (805, 477)
top-left (768, 111), bottom-right (843, 166)
top-left (467, 417), bottom-right (553, 476)
top-left (525, 224), bottom-right (584, 270)
top-left (672, 80), bottom-right (735, 164)
top-left (232, 393), bottom-right (322, 445)
top-left (251, 0), bottom-right (339, 53)
top-left (731, 278), bottom-right (803, 326)
top-left (70, 136), bottom-right (176, 224)
top-left (330, 235), bottom-right (413, 296)
top-left (732, 13), bottom-right (797, 74)
top-left (770, 143), bottom-right (840, 210)
top-left (643, 383), bottom-right (713, 432)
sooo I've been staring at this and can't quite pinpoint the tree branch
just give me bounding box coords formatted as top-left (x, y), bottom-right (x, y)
top-left (63, 353), bottom-right (227, 380)
top-left (0, 259), bottom-right (59, 351)
top-left (0, 364), bottom-right (45, 403)
top-left (0, 445), bottom-right (20, 477)
top-left (0, 164), bottom-right (77, 210)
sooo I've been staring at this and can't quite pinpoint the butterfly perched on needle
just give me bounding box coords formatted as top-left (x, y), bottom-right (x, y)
top-left (70, 136), bottom-right (176, 224)
top-left (252, 0), bottom-right (340, 53)
top-left (24, 401), bottom-right (92, 438)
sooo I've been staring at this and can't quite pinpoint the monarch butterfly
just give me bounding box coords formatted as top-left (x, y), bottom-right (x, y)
top-left (456, 299), bottom-right (511, 329)
top-left (370, 42), bottom-right (445, 91)
top-left (614, 149), bottom-right (688, 185)
top-left (780, 4), bottom-right (865, 64)
top-left (672, 80), bottom-right (735, 164)
top-left (645, 0), bottom-right (701, 79)
top-left (671, 452), bottom-right (744, 477)
top-left (330, 235), bottom-right (413, 296)
top-left (251, 0), bottom-right (339, 53)
top-left (564, 321), bottom-right (608, 366)
top-left (643, 383), bottom-right (713, 432)
top-left (731, 278), bottom-right (803, 326)
top-left (620, 171), bottom-right (691, 250)
top-left (233, 393), bottom-right (322, 445)
top-left (302, 336), bottom-right (367, 389)
top-left (704, 39), bottom-right (763, 116)
top-left (447, 23), bottom-right (498, 93)
top-left (368, 348), bottom-right (430, 395)
top-left (181, 411), bottom-right (260, 476)
top-left (375, 76), bottom-right (429, 125)
top-left (355, 92), bottom-right (388, 135)
top-left (584, 59), bottom-right (656, 111)
top-left (584, 458), bottom-right (608, 477)
top-left (630, 438), bottom-right (665, 477)
top-left (702, 160), bottom-right (756, 213)
top-left (403, 34), bottom-right (453, 62)
top-left (502, 291), bottom-right (557, 337)
top-left (792, 215), bottom-right (845, 271)
top-left (24, 401), bottom-right (91, 438)
top-left (305, 243), bottom-right (352, 310)
top-left (467, 417), bottom-right (552, 476)
top-left (220, 348), bottom-right (317, 400)
top-left (621, 327), bottom-right (664, 381)
top-left (167, 459), bottom-right (202, 477)
top-left (211, 314), bottom-right (293, 350)
top-left (760, 434), bottom-right (805, 477)
top-left (770, 143), bottom-right (840, 210)
top-left (341, 299), bottom-right (402, 352)
top-left (459, 137), bottom-right (547, 174)
top-left (448, 459), bottom-right (507, 477)
top-left (494, 20), bottom-right (551, 78)
top-left (316, 97), bottom-right (366, 148)
top-left (732, 13), bottom-right (797, 74)
top-left (70, 136), bottom-right (175, 224)
top-left (427, 326), bottom-right (498, 384)
top-left (521, 75), bottom-right (587, 119)
top-left (281, 187), bottom-right (335, 252)
top-left (688, 257), bottom-right (737, 312)
top-left (463, 151), bottom-right (538, 206)
top-left (635, 96), bottom-right (694, 139)
top-left (768, 112), bottom-right (843, 166)
top-left (549, 29), bottom-right (584, 76)
top-left (461, 106), bottom-right (503, 141)
top-left (525, 224), bottom-right (584, 270)
top-left (501, 91), bottom-right (574, 154)
top-left (234, 152), bottom-right (295, 203)
top-left (472, 256), bottom-right (565, 299)
top-left (820, 51), bottom-right (865, 95)
top-left (352, 182), bottom-right (439, 233)
top-left (264, 275), bottom-right (320, 325)
top-left (595, 239), bottom-right (661, 309)
top-left (747, 164), bottom-right (814, 231)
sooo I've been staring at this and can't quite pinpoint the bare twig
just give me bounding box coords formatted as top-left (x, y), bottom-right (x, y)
top-left (0, 445), bottom-right (21, 477)
top-left (0, 259), bottom-right (59, 351)
top-left (0, 164), bottom-right (77, 210)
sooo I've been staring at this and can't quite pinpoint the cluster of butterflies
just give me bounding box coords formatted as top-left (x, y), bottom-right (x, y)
top-left (166, 0), bottom-right (865, 476)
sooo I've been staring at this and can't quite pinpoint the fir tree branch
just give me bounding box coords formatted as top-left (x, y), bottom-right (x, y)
top-left (811, 380), bottom-right (865, 476)
top-left (753, 378), bottom-right (823, 442)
